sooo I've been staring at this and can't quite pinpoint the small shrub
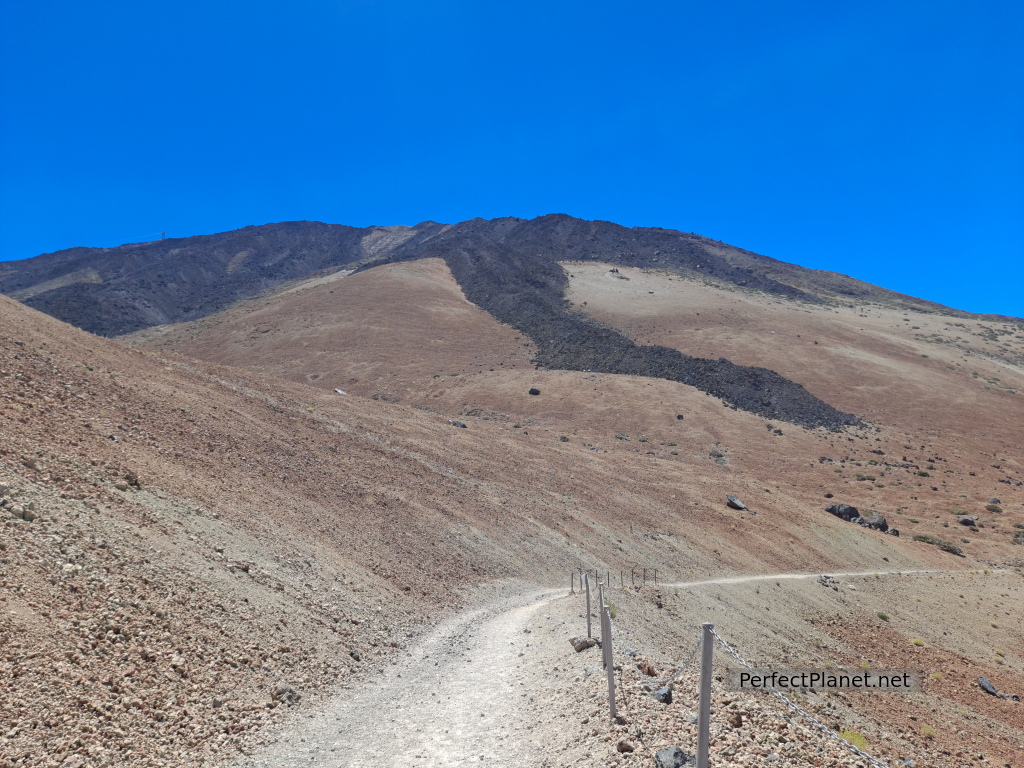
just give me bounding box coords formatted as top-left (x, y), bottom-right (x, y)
top-left (669, 450), bottom-right (679, 455)
top-left (709, 449), bottom-right (725, 459)
top-left (607, 600), bottom-right (617, 619)
top-left (615, 433), bottom-right (629, 441)
top-left (839, 731), bottom-right (868, 750)
top-left (876, 611), bottom-right (889, 621)
top-left (985, 504), bottom-right (1003, 513)
top-left (912, 639), bottom-right (925, 647)
top-left (912, 534), bottom-right (963, 556)
top-left (921, 724), bottom-right (936, 739)
top-left (559, 435), bottom-right (569, 442)
top-left (916, 470), bottom-right (931, 477)
top-left (665, 441), bottom-right (677, 446)
top-left (637, 435), bottom-right (649, 443)
top-left (990, 621), bottom-right (999, 628)
top-left (929, 671), bottom-right (942, 680)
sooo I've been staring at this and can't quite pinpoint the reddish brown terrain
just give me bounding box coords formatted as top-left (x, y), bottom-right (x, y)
top-left (2, 249), bottom-right (1023, 767)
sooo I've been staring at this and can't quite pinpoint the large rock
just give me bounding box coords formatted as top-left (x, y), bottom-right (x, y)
top-left (725, 495), bottom-right (747, 510)
top-left (654, 746), bottom-right (695, 767)
top-left (857, 510), bottom-right (889, 532)
top-left (569, 636), bottom-right (596, 653)
top-left (825, 504), bottom-right (859, 521)
top-left (958, 515), bottom-right (979, 526)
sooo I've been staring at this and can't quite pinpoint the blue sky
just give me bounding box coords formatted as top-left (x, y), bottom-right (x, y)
top-left (2, 1), bottom-right (1022, 317)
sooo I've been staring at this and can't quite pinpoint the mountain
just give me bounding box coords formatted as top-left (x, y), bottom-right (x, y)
top-left (7, 214), bottom-right (982, 430)
top-left (3, 217), bottom-right (1024, 765)
top-left (3, 215), bottom-right (975, 339)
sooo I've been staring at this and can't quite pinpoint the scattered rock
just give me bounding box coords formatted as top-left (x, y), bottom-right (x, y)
top-left (448, 420), bottom-right (467, 429)
top-left (636, 659), bottom-right (658, 677)
top-left (818, 575), bottom-right (839, 591)
top-left (826, 504), bottom-right (887, 532)
top-left (725, 495), bottom-right (747, 511)
top-left (825, 504), bottom-right (859, 522)
top-left (858, 510), bottom-right (889, 532)
top-left (651, 686), bottom-right (672, 704)
top-left (270, 683), bottom-right (301, 706)
top-left (654, 746), bottom-right (695, 768)
top-left (114, 480), bottom-right (130, 491)
top-left (528, 388), bottom-right (540, 396)
top-left (569, 636), bottom-right (596, 652)
top-left (616, 739), bottom-right (635, 753)
top-left (824, 492), bottom-right (833, 498)
top-left (978, 677), bottom-right (1000, 697)
top-left (989, 497), bottom-right (1001, 505)
top-left (676, 414), bottom-right (684, 420)
top-left (958, 515), bottom-right (980, 526)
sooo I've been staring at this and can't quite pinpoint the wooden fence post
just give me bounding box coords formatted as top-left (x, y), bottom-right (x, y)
top-left (697, 622), bottom-right (714, 768)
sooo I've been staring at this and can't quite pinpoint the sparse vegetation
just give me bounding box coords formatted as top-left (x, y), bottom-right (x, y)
top-left (559, 435), bottom-right (569, 442)
top-left (912, 639), bottom-right (925, 647)
top-left (912, 534), bottom-right (963, 556)
top-left (985, 503), bottom-right (1003, 513)
top-left (876, 611), bottom-right (889, 621)
top-left (838, 731), bottom-right (868, 750)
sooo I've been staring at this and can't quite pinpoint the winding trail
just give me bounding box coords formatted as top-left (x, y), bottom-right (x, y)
top-left (231, 569), bottom-right (945, 768)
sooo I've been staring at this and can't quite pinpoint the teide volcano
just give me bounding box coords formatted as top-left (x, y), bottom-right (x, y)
top-left (1, 214), bottom-right (930, 428)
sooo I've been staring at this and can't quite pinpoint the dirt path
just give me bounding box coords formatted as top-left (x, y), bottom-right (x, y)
top-left (663, 568), bottom-right (938, 589)
top-left (229, 569), bottom-right (949, 768)
top-left (231, 587), bottom-right (577, 768)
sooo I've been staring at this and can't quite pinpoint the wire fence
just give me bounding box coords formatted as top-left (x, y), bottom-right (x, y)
top-left (579, 571), bottom-right (892, 768)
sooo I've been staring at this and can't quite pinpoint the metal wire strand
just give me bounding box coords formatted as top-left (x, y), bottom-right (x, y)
top-left (710, 628), bottom-right (891, 768)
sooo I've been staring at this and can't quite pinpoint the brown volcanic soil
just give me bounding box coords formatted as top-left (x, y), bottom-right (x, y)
top-left (5, 251), bottom-right (1024, 766)
top-left (130, 259), bottom-right (537, 400)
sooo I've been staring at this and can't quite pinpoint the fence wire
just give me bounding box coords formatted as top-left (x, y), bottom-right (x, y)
top-left (609, 614), bottom-right (702, 688)
top-left (710, 628), bottom-right (892, 768)
top-left (585, 581), bottom-right (893, 768)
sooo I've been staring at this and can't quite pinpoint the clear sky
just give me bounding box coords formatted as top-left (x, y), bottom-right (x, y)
top-left (2, 1), bottom-right (1022, 317)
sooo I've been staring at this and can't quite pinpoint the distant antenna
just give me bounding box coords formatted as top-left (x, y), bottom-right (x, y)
top-left (161, 231), bottom-right (166, 239)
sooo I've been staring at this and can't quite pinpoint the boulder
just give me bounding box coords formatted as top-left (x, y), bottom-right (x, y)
top-left (654, 746), bottom-right (695, 768)
top-left (825, 504), bottom-right (859, 522)
top-left (978, 676), bottom-right (1001, 697)
top-left (989, 497), bottom-right (1001, 505)
top-left (958, 516), bottom-right (979, 526)
top-left (569, 636), bottom-right (596, 653)
top-left (528, 388), bottom-right (540, 396)
top-left (857, 510), bottom-right (889, 532)
top-left (726, 495), bottom-right (747, 511)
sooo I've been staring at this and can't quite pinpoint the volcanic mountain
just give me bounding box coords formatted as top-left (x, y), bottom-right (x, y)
top-left (5, 214), bottom-right (994, 430)
top-left (2, 216), bottom-right (1023, 766)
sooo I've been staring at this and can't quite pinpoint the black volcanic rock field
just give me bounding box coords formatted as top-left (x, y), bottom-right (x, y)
top-left (371, 216), bottom-right (860, 429)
